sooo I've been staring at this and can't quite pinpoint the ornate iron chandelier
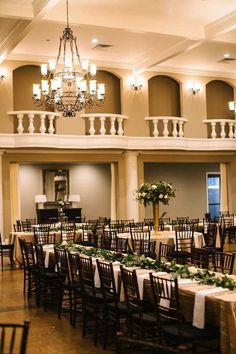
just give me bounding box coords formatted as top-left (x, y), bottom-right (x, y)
top-left (32, 0), bottom-right (105, 117)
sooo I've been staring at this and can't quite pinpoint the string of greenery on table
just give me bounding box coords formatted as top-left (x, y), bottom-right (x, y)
top-left (55, 241), bottom-right (236, 291)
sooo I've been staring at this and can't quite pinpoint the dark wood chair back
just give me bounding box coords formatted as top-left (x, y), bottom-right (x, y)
top-left (0, 321), bottom-right (30, 354)
top-left (212, 251), bottom-right (235, 274)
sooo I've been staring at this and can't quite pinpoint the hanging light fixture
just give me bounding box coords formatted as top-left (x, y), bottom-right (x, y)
top-left (32, 0), bottom-right (105, 117)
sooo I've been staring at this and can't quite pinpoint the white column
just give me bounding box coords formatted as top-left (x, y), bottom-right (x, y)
top-left (220, 163), bottom-right (228, 212)
top-left (124, 151), bottom-right (139, 222)
top-left (10, 163), bottom-right (21, 232)
top-left (110, 163), bottom-right (117, 220)
top-left (0, 152), bottom-right (4, 241)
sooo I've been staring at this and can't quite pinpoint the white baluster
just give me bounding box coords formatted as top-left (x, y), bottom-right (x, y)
top-left (39, 114), bottom-right (46, 134)
top-left (163, 119), bottom-right (169, 137)
top-left (99, 116), bottom-right (106, 135)
top-left (178, 121), bottom-right (184, 138)
top-left (172, 119), bottom-right (178, 137)
top-left (220, 121), bottom-right (226, 139)
top-left (89, 116), bottom-right (95, 135)
top-left (211, 122), bottom-right (217, 139)
top-left (117, 117), bottom-right (124, 136)
top-left (28, 113), bottom-right (35, 134)
top-left (48, 114), bottom-right (55, 134)
top-left (110, 116), bottom-right (116, 136)
top-left (17, 113), bottom-right (24, 134)
top-left (153, 119), bottom-right (159, 137)
top-left (228, 122), bottom-right (234, 139)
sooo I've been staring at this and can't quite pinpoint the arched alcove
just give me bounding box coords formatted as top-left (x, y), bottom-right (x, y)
top-left (85, 70), bottom-right (121, 114)
top-left (13, 65), bottom-right (48, 111)
top-left (206, 80), bottom-right (234, 137)
top-left (85, 70), bottom-right (121, 134)
top-left (148, 75), bottom-right (180, 116)
top-left (206, 80), bottom-right (233, 119)
top-left (13, 65), bottom-right (50, 133)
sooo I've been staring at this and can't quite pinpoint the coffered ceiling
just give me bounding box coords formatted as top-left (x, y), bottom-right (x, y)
top-left (1, 0), bottom-right (236, 77)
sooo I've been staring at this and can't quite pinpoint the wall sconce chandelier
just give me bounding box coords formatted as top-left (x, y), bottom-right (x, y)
top-left (0, 68), bottom-right (7, 82)
top-left (32, 0), bottom-right (105, 117)
top-left (129, 76), bottom-right (143, 91)
top-left (188, 81), bottom-right (200, 95)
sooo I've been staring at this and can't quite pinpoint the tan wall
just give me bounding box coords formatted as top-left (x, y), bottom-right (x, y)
top-left (1, 60), bottom-right (236, 137)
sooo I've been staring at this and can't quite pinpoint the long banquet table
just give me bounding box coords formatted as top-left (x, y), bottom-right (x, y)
top-left (42, 243), bottom-right (236, 354)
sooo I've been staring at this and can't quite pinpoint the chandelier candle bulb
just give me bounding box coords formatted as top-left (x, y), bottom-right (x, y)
top-left (89, 80), bottom-right (96, 94)
top-left (90, 64), bottom-right (97, 76)
top-left (81, 60), bottom-right (89, 71)
top-left (41, 64), bottom-right (48, 76)
top-left (49, 60), bottom-right (56, 71)
top-left (80, 80), bottom-right (87, 92)
top-left (51, 79), bottom-right (58, 91)
top-left (41, 80), bottom-right (49, 93)
top-left (33, 84), bottom-right (40, 96)
top-left (98, 83), bottom-right (105, 95)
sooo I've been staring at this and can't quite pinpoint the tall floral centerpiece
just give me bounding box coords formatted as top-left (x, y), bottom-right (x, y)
top-left (136, 181), bottom-right (175, 233)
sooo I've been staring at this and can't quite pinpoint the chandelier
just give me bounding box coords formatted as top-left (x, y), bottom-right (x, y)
top-left (32, 0), bottom-right (105, 117)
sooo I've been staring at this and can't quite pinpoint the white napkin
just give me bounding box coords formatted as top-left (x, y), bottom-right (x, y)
top-left (136, 270), bottom-right (151, 300)
top-left (193, 287), bottom-right (229, 329)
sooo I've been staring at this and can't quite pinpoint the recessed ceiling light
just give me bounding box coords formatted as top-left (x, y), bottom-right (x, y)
top-left (224, 53), bottom-right (230, 58)
top-left (91, 38), bottom-right (98, 44)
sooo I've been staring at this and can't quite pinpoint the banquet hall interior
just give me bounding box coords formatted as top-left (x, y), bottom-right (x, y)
top-left (1, 0), bottom-right (236, 353)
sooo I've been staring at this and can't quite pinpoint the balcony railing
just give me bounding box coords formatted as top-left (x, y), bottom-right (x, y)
top-left (7, 111), bottom-right (61, 134)
top-left (203, 119), bottom-right (236, 139)
top-left (145, 116), bottom-right (187, 137)
top-left (80, 113), bottom-right (128, 136)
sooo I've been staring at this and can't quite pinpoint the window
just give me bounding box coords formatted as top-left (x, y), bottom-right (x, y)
top-left (207, 173), bottom-right (220, 218)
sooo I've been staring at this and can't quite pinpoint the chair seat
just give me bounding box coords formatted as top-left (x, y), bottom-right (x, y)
top-left (107, 301), bottom-right (127, 314)
top-left (162, 322), bottom-right (219, 341)
top-left (131, 311), bottom-right (157, 324)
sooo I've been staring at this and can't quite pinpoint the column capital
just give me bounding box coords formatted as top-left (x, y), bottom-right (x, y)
top-left (124, 151), bottom-right (139, 158)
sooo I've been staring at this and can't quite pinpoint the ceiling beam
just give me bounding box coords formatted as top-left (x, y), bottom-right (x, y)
top-left (205, 10), bottom-right (236, 39)
top-left (0, 0), bottom-right (60, 64)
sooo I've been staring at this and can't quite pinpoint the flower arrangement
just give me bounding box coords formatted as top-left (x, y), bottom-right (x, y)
top-left (136, 181), bottom-right (175, 207)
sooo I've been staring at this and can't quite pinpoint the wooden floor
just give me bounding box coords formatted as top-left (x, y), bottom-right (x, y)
top-left (0, 262), bottom-right (113, 354)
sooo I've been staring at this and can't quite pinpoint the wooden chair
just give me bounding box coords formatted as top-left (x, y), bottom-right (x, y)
top-left (115, 237), bottom-right (128, 253)
top-left (158, 242), bottom-right (175, 262)
top-left (34, 244), bottom-right (60, 311)
top-left (96, 260), bottom-right (127, 349)
top-left (101, 233), bottom-right (112, 250)
top-left (173, 229), bottom-right (194, 264)
top-left (33, 225), bottom-right (52, 245)
top-left (130, 231), bottom-right (151, 254)
top-left (78, 255), bottom-right (104, 346)
top-left (0, 233), bottom-right (15, 270)
top-left (54, 248), bottom-right (74, 323)
top-left (0, 320), bottom-right (30, 354)
top-left (191, 247), bottom-right (210, 269)
top-left (120, 266), bottom-right (157, 339)
top-left (149, 274), bottom-right (220, 353)
top-left (143, 218), bottom-right (154, 230)
top-left (61, 222), bottom-right (76, 242)
top-left (225, 226), bottom-right (236, 244)
top-left (212, 251), bottom-right (235, 274)
top-left (67, 252), bottom-right (82, 327)
top-left (19, 239), bottom-right (37, 300)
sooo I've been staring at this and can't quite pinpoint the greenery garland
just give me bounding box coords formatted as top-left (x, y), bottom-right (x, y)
top-left (56, 241), bottom-right (236, 291)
